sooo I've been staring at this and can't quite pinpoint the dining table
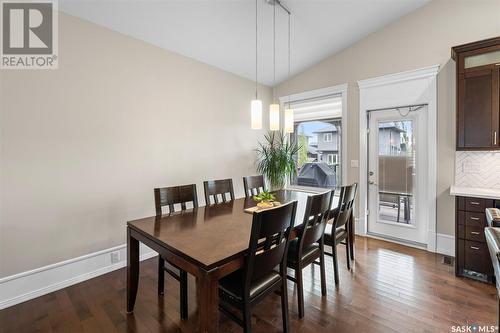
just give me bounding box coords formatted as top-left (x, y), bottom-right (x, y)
top-left (126, 188), bottom-right (352, 333)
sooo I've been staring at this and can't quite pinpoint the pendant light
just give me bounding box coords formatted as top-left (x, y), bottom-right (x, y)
top-left (251, 0), bottom-right (262, 129)
top-left (284, 12), bottom-right (294, 133)
top-left (269, 0), bottom-right (280, 131)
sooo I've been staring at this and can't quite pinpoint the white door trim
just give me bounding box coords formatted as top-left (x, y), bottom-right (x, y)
top-left (279, 83), bottom-right (348, 185)
top-left (357, 65), bottom-right (439, 252)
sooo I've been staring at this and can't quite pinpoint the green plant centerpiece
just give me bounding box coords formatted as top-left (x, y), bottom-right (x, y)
top-left (253, 191), bottom-right (277, 209)
top-left (256, 131), bottom-right (300, 191)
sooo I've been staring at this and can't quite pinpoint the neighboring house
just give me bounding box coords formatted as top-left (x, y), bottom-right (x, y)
top-left (312, 124), bottom-right (340, 166)
top-left (307, 145), bottom-right (318, 161)
top-left (378, 123), bottom-right (406, 155)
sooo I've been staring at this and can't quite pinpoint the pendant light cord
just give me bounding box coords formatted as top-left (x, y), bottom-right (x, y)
top-left (288, 11), bottom-right (291, 108)
top-left (273, 0), bottom-right (276, 102)
top-left (255, 0), bottom-right (258, 99)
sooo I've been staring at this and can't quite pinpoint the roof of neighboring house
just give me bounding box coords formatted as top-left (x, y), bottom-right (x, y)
top-left (307, 146), bottom-right (317, 155)
top-left (313, 124), bottom-right (338, 133)
top-left (379, 123), bottom-right (405, 132)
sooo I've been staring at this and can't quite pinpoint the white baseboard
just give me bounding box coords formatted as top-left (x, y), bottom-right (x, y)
top-left (0, 243), bottom-right (157, 310)
top-left (436, 233), bottom-right (455, 257)
top-left (355, 217), bottom-right (454, 257)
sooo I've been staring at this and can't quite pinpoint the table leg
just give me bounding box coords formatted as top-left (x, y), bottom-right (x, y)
top-left (196, 269), bottom-right (219, 333)
top-left (127, 227), bottom-right (139, 313)
top-left (349, 212), bottom-right (355, 261)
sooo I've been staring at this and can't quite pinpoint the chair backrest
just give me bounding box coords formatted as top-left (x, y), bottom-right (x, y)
top-left (203, 178), bottom-right (235, 205)
top-left (296, 190), bottom-right (334, 255)
top-left (243, 175), bottom-right (266, 197)
top-left (154, 184), bottom-right (198, 216)
top-left (333, 183), bottom-right (358, 230)
top-left (244, 201), bottom-right (297, 293)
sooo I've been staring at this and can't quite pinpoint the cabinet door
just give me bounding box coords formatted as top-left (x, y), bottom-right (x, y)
top-left (457, 69), bottom-right (499, 149)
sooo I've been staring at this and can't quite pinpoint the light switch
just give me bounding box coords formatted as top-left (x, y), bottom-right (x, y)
top-left (351, 160), bottom-right (359, 168)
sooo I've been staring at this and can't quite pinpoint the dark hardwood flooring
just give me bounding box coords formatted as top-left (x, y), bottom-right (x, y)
top-left (1, 236), bottom-right (497, 333)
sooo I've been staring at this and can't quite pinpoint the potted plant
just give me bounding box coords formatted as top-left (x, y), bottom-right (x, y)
top-left (256, 131), bottom-right (300, 191)
top-left (253, 191), bottom-right (278, 209)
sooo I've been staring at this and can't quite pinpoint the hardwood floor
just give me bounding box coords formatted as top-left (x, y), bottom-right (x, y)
top-left (1, 236), bottom-right (497, 333)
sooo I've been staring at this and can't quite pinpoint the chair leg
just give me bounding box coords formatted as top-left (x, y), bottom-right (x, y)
top-left (332, 243), bottom-right (339, 285)
top-left (349, 213), bottom-right (355, 261)
top-left (281, 279), bottom-right (290, 333)
top-left (158, 257), bottom-right (165, 295)
top-left (295, 267), bottom-right (305, 318)
top-left (345, 237), bottom-right (351, 271)
top-left (319, 251), bottom-right (327, 296)
top-left (179, 270), bottom-right (188, 319)
top-left (243, 303), bottom-right (252, 333)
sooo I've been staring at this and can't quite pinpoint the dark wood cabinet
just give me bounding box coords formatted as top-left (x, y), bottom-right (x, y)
top-left (455, 196), bottom-right (494, 282)
top-left (452, 37), bottom-right (500, 150)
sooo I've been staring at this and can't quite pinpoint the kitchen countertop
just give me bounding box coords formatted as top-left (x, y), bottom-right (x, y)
top-left (450, 186), bottom-right (500, 200)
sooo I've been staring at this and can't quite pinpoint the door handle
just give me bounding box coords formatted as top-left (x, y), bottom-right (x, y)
top-left (368, 180), bottom-right (378, 185)
top-left (494, 131), bottom-right (497, 145)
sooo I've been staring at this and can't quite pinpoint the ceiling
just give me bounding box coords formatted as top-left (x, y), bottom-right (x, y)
top-left (60, 0), bottom-right (430, 86)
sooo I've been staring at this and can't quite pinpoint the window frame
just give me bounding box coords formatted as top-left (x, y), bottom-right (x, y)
top-left (323, 133), bottom-right (333, 142)
top-left (327, 153), bottom-right (338, 165)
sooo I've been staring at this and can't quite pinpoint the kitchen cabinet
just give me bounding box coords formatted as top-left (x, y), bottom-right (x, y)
top-left (455, 196), bottom-right (495, 282)
top-left (452, 37), bottom-right (500, 150)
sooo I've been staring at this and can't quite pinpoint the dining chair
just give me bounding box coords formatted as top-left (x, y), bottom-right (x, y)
top-left (243, 175), bottom-right (266, 198)
top-left (323, 183), bottom-right (357, 285)
top-left (203, 178), bottom-right (235, 205)
top-left (154, 184), bottom-right (198, 319)
top-left (286, 190), bottom-right (334, 318)
top-left (218, 200), bottom-right (297, 333)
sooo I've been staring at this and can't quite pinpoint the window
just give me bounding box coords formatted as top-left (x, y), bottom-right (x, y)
top-left (327, 154), bottom-right (337, 165)
top-left (286, 94), bottom-right (343, 189)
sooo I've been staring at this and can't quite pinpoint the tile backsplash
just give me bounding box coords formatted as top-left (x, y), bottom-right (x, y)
top-left (455, 151), bottom-right (500, 188)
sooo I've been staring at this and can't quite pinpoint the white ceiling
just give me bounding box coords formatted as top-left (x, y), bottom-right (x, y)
top-left (60, 0), bottom-right (430, 86)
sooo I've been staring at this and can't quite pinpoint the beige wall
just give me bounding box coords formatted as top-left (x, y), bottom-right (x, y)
top-left (276, 0), bottom-right (500, 236)
top-left (0, 14), bottom-right (272, 278)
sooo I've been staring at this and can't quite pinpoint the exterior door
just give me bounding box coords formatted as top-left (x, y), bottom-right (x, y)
top-left (367, 106), bottom-right (428, 246)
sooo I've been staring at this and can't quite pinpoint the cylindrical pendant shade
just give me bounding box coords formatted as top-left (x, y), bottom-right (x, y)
top-left (269, 103), bottom-right (280, 131)
top-left (251, 99), bottom-right (263, 129)
top-left (284, 108), bottom-right (294, 133)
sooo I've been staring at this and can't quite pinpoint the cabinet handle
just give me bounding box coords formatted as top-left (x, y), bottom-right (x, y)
top-left (470, 246), bottom-right (480, 250)
top-left (470, 231), bottom-right (480, 235)
top-left (469, 202), bottom-right (480, 205)
top-left (495, 131), bottom-right (498, 146)
top-left (470, 216), bottom-right (480, 221)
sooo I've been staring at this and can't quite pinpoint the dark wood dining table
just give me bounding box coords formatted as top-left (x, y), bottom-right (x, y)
top-left (126, 189), bottom-right (352, 333)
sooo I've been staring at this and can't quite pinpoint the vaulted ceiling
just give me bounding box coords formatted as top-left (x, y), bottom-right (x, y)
top-left (60, 0), bottom-right (430, 86)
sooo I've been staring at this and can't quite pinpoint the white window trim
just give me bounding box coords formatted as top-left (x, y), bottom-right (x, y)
top-left (327, 153), bottom-right (337, 165)
top-left (357, 65), bottom-right (438, 253)
top-left (324, 133), bottom-right (333, 142)
top-left (279, 83), bottom-right (348, 189)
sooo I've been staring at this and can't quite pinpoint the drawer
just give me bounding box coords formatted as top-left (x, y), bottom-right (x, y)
top-left (465, 197), bottom-right (486, 212)
top-left (464, 197), bottom-right (494, 212)
top-left (465, 225), bottom-right (486, 242)
top-left (465, 212), bottom-right (486, 227)
top-left (464, 240), bottom-right (493, 275)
